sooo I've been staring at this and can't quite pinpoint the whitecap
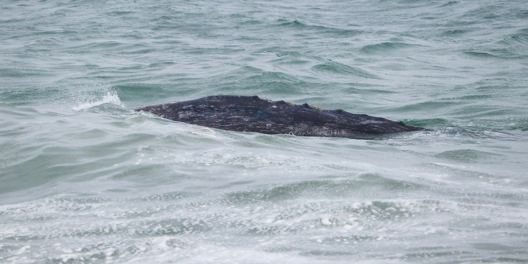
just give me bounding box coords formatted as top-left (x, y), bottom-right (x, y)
top-left (72, 91), bottom-right (124, 111)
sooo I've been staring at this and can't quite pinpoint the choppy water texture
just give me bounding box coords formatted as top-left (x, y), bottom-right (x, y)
top-left (1, 0), bottom-right (528, 263)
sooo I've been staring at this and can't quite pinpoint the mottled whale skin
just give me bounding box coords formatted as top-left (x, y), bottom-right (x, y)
top-left (134, 95), bottom-right (425, 139)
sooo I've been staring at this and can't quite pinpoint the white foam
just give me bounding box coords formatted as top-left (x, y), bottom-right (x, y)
top-left (321, 217), bottom-right (332, 226)
top-left (72, 91), bottom-right (124, 111)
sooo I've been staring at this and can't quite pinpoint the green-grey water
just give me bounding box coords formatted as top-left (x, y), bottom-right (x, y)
top-left (1, 0), bottom-right (528, 263)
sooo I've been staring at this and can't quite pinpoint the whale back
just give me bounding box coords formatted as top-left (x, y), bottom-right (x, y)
top-left (134, 95), bottom-right (425, 139)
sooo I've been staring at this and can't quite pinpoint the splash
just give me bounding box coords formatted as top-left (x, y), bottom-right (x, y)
top-left (72, 91), bottom-right (124, 111)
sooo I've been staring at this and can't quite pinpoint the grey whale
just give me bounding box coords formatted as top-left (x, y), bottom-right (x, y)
top-left (134, 95), bottom-right (425, 139)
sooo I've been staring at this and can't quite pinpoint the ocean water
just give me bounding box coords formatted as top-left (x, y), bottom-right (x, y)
top-left (1, 0), bottom-right (528, 263)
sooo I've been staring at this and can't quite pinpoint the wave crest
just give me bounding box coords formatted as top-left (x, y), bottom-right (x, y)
top-left (72, 91), bottom-right (124, 111)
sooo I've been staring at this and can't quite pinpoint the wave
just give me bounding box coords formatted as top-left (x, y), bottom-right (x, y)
top-left (311, 62), bottom-right (378, 79)
top-left (360, 42), bottom-right (419, 54)
top-left (276, 19), bottom-right (363, 37)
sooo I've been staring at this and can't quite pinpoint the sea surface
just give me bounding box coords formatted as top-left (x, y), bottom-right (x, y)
top-left (1, 0), bottom-right (528, 263)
